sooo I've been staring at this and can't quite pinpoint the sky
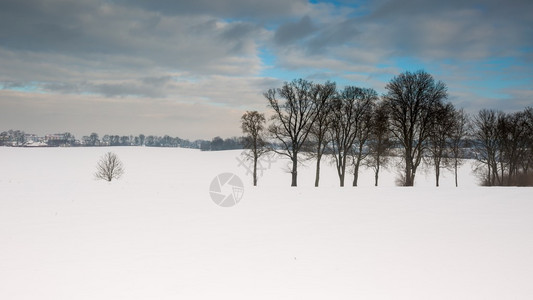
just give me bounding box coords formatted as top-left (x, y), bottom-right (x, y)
top-left (0, 0), bottom-right (532, 140)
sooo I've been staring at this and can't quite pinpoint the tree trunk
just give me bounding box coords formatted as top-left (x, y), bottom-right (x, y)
top-left (454, 159), bottom-right (458, 187)
top-left (315, 154), bottom-right (321, 187)
top-left (435, 165), bottom-right (440, 187)
top-left (374, 159), bottom-right (380, 187)
top-left (405, 173), bottom-right (413, 186)
top-left (411, 165), bottom-right (417, 186)
top-left (487, 163), bottom-right (492, 186)
top-left (405, 163), bottom-right (413, 186)
top-left (500, 161), bottom-right (505, 185)
top-left (291, 155), bottom-right (298, 187)
top-left (352, 163), bottom-right (360, 187)
top-left (404, 153), bottom-right (414, 186)
top-left (253, 152), bottom-right (258, 186)
top-left (340, 155), bottom-right (347, 187)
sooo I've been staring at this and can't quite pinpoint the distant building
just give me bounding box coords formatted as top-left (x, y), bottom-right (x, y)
top-left (45, 134), bottom-right (70, 146)
top-left (24, 134), bottom-right (41, 143)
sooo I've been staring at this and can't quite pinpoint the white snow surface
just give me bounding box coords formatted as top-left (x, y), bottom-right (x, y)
top-left (1, 147), bottom-right (532, 299)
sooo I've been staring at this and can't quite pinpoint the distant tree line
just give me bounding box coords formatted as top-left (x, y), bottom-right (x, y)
top-left (0, 130), bottom-right (244, 151)
top-left (0, 130), bottom-right (26, 146)
top-left (241, 70), bottom-right (533, 187)
top-left (200, 136), bottom-right (244, 151)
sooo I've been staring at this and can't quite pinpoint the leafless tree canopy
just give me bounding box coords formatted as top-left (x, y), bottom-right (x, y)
top-left (384, 70), bottom-right (448, 186)
top-left (472, 109), bottom-right (500, 185)
top-left (365, 101), bottom-right (394, 186)
top-left (328, 86), bottom-right (377, 187)
top-left (349, 88), bottom-right (377, 187)
top-left (426, 102), bottom-right (455, 187)
top-left (472, 108), bottom-right (533, 186)
top-left (265, 79), bottom-right (327, 186)
top-left (307, 81), bottom-right (337, 187)
top-left (448, 108), bottom-right (470, 187)
top-left (95, 152), bottom-right (124, 182)
top-left (258, 73), bottom-right (531, 187)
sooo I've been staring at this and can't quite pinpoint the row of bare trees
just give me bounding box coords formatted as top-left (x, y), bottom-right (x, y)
top-left (241, 70), bottom-right (532, 187)
top-left (472, 108), bottom-right (533, 186)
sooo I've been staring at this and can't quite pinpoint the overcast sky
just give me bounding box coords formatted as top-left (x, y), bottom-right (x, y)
top-left (1, 0), bottom-right (532, 140)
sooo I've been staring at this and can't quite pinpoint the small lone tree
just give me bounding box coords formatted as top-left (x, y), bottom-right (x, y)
top-left (241, 111), bottom-right (267, 186)
top-left (95, 152), bottom-right (124, 181)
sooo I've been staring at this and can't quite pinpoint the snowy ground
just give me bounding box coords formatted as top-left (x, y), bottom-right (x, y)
top-left (1, 147), bottom-right (532, 299)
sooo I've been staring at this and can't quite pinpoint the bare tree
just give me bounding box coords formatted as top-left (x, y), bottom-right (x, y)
top-left (427, 102), bottom-right (455, 187)
top-left (523, 107), bottom-right (533, 176)
top-left (95, 152), bottom-right (125, 182)
top-left (449, 108), bottom-right (470, 187)
top-left (383, 70), bottom-right (448, 186)
top-left (307, 82), bottom-right (337, 187)
top-left (472, 109), bottom-right (501, 186)
top-left (89, 132), bottom-right (99, 146)
top-left (496, 111), bottom-right (530, 185)
top-left (473, 108), bottom-right (533, 186)
top-left (328, 86), bottom-right (375, 187)
top-left (241, 111), bottom-right (267, 186)
top-left (265, 79), bottom-right (326, 187)
top-left (350, 88), bottom-right (377, 186)
top-left (365, 101), bottom-right (394, 186)
top-left (120, 135), bottom-right (130, 146)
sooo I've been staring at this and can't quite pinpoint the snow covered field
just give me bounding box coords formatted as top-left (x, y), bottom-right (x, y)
top-left (1, 147), bottom-right (532, 299)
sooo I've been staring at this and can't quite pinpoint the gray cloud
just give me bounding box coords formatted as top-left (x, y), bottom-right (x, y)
top-left (274, 16), bottom-right (317, 45)
top-left (0, 0), bottom-right (531, 138)
top-left (366, 0), bottom-right (533, 60)
top-left (0, 0), bottom-right (264, 76)
top-left (0, 0), bottom-right (271, 104)
top-left (114, 0), bottom-right (309, 19)
top-left (140, 76), bottom-right (174, 86)
top-left (306, 18), bottom-right (360, 54)
top-left (0, 81), bottom-right (28, 89)
top-left (272, 14), bottom-right (361, 56)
